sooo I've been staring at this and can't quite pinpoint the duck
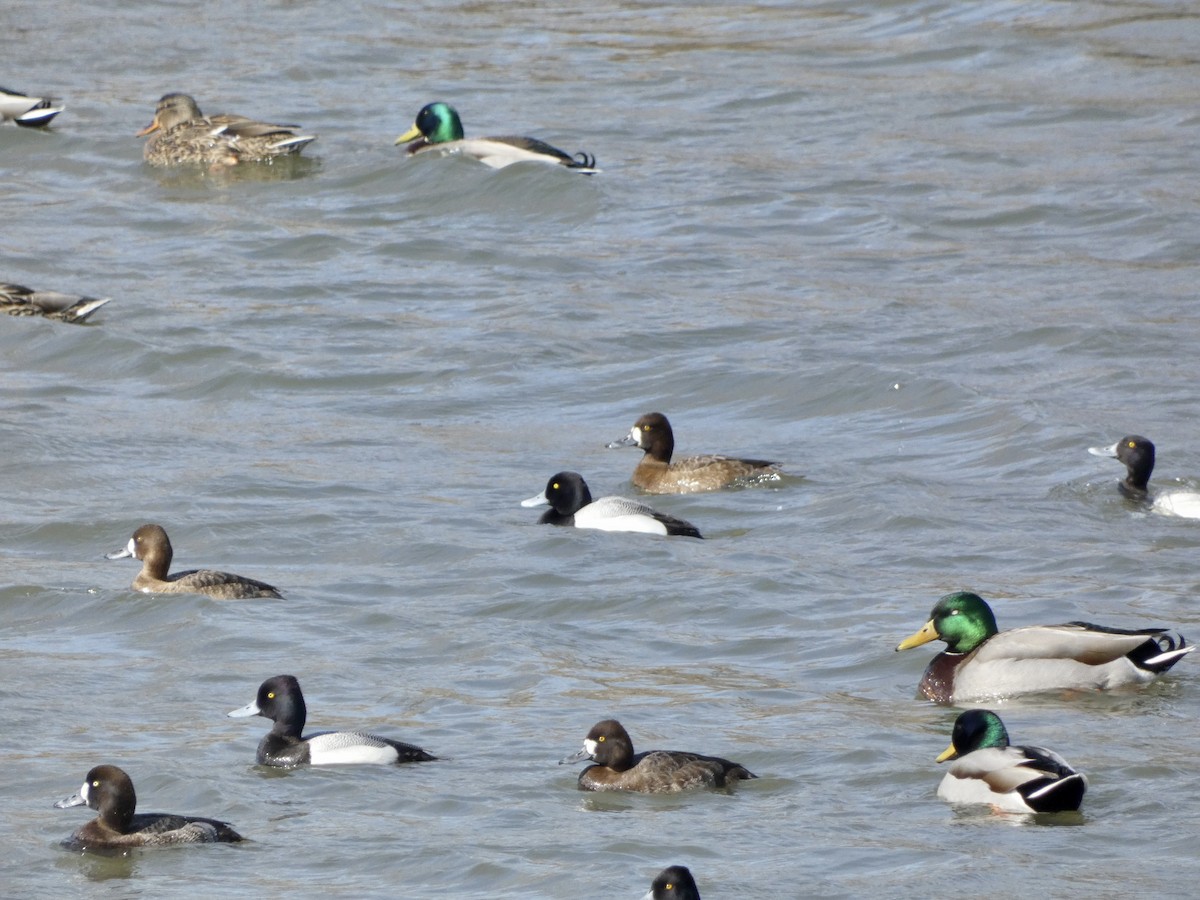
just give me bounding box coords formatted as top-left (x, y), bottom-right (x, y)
top-left (394, 101), bottom-right (596, 172)
top-left (606, 412), bottom-right (782, 494)
top-left (895, 591), bottom-right (1193, 703)
top-left (227, 674), bottom-right (436, 767)
top-left (0, 86), bottom-right (63, 127)
top-left (935, 709), bottom-right (1087, 813)
top-left (1089, 434), bottom-right (1200, 519)
top-left (106, 523), bottom-right (282, 600)
top-left (54, 765), bottom-right (243, 849)
top-left (521, 471), bottom-right (703, 538)
top-left (1, 282), bottom-right (110, 323)
top-left (559, 719), bottom-right (755, 793)
top-left (137, 93), bottom-right (316, 167)
top-left (645, 865), bottom-right (701, 900)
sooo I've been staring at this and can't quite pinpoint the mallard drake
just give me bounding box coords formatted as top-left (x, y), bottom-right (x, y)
top-left (606, 412), bottom-right (782, 494)
top-left (106, 523), bottom-right (283, 599)
top-left (935, 709), bottom-right (1086, 813)
top-left (0, 86), bottom-right (63, 127)
top-left (394, 101), bottom-right (597, 172)
top-left (522, 471), bottom-right (703, 538)
top-left (55, 765), bottom-right (243, 849)
top-left (1089, 435), bottom-right (1200, 519)
top-left (559, 719), bottom-right (755, 793)
top-left (1, 282), bottom-right (110, 323)
top-left (896, 591), bottom-right (1192, 702)
top-left (645, 865), bottom-right (701, 900)
top-left (137, 93), bottom-right (316, 167)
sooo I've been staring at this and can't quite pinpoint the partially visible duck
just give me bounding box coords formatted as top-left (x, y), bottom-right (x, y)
top-left (522, 471), bottom-right (703, 538)
top-left (106, 523), bottom-right (282, 599)
top-left (935, 709), bottom-right (1087, 813)
top-left (54, 765), bottom-right (243, 849)
top-left (228, 674), bottom-right (436, 767)
top-left (645, 865), bottom-right (701, 900)
top-left (896, 591), bottom-right (1192, 703)
top-left (559, 719), bottom-right (755, 793)
top-left (0, 86), bottom-right (63, 127)
top-left (137, 92), bottom-right (316, 167)
top-left (1, 282), bottom-right (110, 323)
top-left (1089, 434), bottom-right (1200, 519)
top-left (606, 412), bottom-right (781, 494)
top-left (395, 101), bottom-right (596, 172)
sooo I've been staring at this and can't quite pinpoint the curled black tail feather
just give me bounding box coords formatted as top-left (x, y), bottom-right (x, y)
top-left (569, 151), bottom-right (596, 170)
top-left (1129, 632), bottom-right (1192, 674)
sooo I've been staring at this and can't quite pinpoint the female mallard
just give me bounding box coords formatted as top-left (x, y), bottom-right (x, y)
top-left (394, 101), bottom-right (596, 172)
top-left (1, 282), bottom-right (110, 323)
top-left (0, 86), bottom-right (63, 127)
top-left (606, 412), bottom-right (782, 493)
top-left (896, 591), bottom-right (1192, 702)
top-left (137, 93), bottom-right (316, 167)
top-left (935, 709), bottom-right (1086, 813)
top-left (1089, 435), bottom-right (1200, 519)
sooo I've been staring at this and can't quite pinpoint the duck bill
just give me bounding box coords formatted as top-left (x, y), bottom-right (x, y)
top-left (136, 117), bottom-right (161, 137)
top-left (935, 742), bottom-right (958, 764)
top-left (54, 791), bottom-right (87, 809)
top-left (521, 492), bottom-right (549, 509)
top-left (605, 433), bottom-right (638, 449)
top-left (1087, 442), bottom-right (1119, 458)
top-left (394, 124), bottom-right (422, 145)
top-left (558, 746), bottom-right (592, 765)
top-left (227, 701), bottom-right (262, 718)
top-left (104, 545), bottom-right (133, 561)
top-left (895, 619), bottom-right (939, 651)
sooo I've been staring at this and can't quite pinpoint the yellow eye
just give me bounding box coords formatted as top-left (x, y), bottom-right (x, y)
top-left (597, 735), bottom-right (605, 742)
top-left (267, 692), bottom-right (275, 699)
top-left (666, 885), bottom-right (674, 891)
top-left (552, 483), bottom-right (560, 490)
top-left (92, 780), bottom-right (100, 787)
top-left (1128, 441), bottom-right (1136, 448)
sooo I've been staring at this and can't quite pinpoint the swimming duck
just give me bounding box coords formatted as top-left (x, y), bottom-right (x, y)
top-left (1089, 435), bottom-right (1200, 519)
top-left (559, 719), bottom-right (755, 793)
top-left (1, 282), bottom-right (110, 323)
top-left (522, 471), bottom-right (703, 538)
top-left (645, 865), bottom-right (701, 900)
top-left (394, 101), bottom-right (596, 172)
top-left (896, 591), bottom-right (1192, 703)
top-left (137, 93), bottom-right (316, 167)
top-left (606, 412), bottom-right (782, 494)
top-left (228, 674), bottom-right (436, 767)
top-left (106, 523), bottom-right (282, 599)
top-left (54, 765), bottom-right (243, 849)
top-left (935, 709), bottom-right (1087, 813)
top-left (0, 86), bottom-right (63, 126)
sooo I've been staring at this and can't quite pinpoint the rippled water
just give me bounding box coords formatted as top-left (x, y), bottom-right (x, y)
top-left (4, 0), bottom-right (1200, 897)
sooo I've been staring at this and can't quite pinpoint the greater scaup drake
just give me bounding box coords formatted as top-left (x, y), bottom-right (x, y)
top-left (54, 765), bottom-right (243, 849)
top-left (395, 101), bottom-right (597, 172)
top-left (935, 709), bottom-right (1086, 813)
top-left (0, 86), bottom-right (63, 126)
top-left (228, 674), bottom-right (436, 767)
top-left (106, 524), bottom-right (282, 599)
top-left (522, 472), bottom-right (703, 538)
top-left (645, 865), bottom-right (701, 900)
top-left (606, 412), bottom-right (781, 494)
top-left (1089, 435), bottom-right (1200, 519)
top-left (896, 591), bottom-right (1193, 703)
top-left (1, 282), bottom-right (111, 323)
top-left (559, 719), bottom-right (755, 793)
top-left (137, 93), bottom-right (316, 167)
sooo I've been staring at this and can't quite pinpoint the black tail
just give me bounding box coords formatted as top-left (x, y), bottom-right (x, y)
top-left (1129, 633), bottom-right (1193, 674)
top-left (1019, 773), bottom-right (1086, 813)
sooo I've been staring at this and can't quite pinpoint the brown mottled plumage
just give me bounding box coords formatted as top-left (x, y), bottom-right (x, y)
top-left (1, 282), bottom-right (110, 323)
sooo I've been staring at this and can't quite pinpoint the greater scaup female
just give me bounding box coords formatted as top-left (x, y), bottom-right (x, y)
top-left (54, 765), bottom-right (243, 849)
top-left (1, 282), bottom-right (111, 323)
top-left (645, 865), bottom-right (701, 900)
top-left (137, 93), bottom-right (316, 167)
top-left (0, 85), bottom-right (63, 126)
top-left (935, 709), bottom-right (1086, 813)
top-left (106, 524), bottom-right (282, 599)
top-left (606, 412), bottom-right (781, 494)
top-left (1089, 434), bottom-right (1200, 519)
top-left (522, 472), bottom-right (703, 538)
top-left (228, 674), bottom-right (436, 767)
top-left (395, 101), bottom-right (597, 172)
top-left (559, 719), bottom-right (755, 793)
top-left (896, 591), bottom-right (1193, 703)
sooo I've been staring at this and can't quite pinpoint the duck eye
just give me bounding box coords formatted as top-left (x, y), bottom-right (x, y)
top-left (1128, 441), bottom-right (1136, 448)
top-left (267, 692), bottom-right (275, 699)
top-left (597, 735), bottom-right (605, 742)
top-left (666, 885), bottom-right (674, 891)
top-left (552, 483), bottom-right (560, 490)
top-left (92, 780), bottom-right (100, 787)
